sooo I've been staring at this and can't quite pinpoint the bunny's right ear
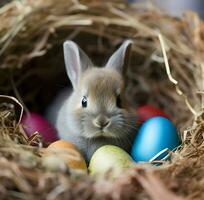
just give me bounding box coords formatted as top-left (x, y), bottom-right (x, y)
top-left (63, 41), bottom-right (93, 89)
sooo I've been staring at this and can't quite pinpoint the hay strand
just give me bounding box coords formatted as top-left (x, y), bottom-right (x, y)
top-left (0, 0), bottom-right (204, 199)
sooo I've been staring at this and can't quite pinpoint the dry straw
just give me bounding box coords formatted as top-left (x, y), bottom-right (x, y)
top-left (1, 0), bottom-right (204, 199)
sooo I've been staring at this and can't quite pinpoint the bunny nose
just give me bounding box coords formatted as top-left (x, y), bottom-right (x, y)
top-left (93, 115), bottom-right (110, 129)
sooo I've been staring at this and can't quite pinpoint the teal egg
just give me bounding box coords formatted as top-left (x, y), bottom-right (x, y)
top-left (131, 116), bottom-right (181, 162)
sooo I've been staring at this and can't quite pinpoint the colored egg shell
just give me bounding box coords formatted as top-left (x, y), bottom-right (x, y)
top-left (137, 105), bottom-right (170, 123)
top-left (89, 145), bottom-right (133, 177)
top-left (21, 112), bottom-right (58, 142)
top-left (131, 116), bottom-right (181, 162)
top-left (47, 140), bottom-right (87, 171)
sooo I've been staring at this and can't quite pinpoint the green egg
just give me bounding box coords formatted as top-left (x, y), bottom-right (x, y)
top-left (89, 145), bottom-right (133, 178)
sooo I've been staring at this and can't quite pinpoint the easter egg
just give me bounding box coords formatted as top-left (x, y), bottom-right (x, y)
top-left (21, 112), bottom-right (58, 142)
top-left (131, 116), bottom-right (180, 162)
top-left (42, 155), bottom-right (68, 173)
top-left (89, 145), bottom-right (133, 177)
top-left (46, 140), bottom-right (87, 173)
top-left (137, 105), bottom-right (170, 123)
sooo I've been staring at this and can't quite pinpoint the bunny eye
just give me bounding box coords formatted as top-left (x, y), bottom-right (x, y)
top-left (82, 96), bottom-right (87, 108)
top-left (116, 95), bottom-right (122, 108)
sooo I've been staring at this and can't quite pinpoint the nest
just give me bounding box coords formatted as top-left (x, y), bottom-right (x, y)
top-left (1, 0), bottom-right (204, 199)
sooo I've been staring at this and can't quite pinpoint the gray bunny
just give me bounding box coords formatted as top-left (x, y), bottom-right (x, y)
top-left (46, 40), bottom-right (137, 161)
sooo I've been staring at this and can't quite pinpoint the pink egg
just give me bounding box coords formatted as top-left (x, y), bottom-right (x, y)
top-left (21, 112), bottom-right (58, 142)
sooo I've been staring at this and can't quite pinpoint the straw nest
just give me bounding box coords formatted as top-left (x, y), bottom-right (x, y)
top-left (1, 0), bottom-right (204, 199)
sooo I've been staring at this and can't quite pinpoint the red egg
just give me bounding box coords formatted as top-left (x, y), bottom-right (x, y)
top-left (137, 105), bottom-right (170, 123)
top-left (21, 112), bottom-right (58, 142)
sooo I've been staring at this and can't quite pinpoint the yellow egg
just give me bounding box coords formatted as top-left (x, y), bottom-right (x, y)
top-left (46, 140), bottom-right (87, 173)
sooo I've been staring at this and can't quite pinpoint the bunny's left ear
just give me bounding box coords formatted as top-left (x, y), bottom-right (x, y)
top-left (105, 40), bottom-right (133, 74)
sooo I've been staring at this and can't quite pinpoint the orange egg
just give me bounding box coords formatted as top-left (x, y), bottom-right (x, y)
top-left (48, 140), bottom-right (78, 149)
top-left (46, 140), bottom-right (87, 173)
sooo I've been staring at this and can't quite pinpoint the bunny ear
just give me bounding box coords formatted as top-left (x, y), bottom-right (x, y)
top-left (63, 40), bottom-right (93, 89)
top-left (105, 40), bottom-right (133, 74)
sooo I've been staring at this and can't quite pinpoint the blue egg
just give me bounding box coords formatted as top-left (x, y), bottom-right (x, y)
top-left (131, 116), bottom-right (181, 162)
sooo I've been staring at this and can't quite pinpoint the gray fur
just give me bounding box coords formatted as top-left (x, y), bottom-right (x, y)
top-left (46, 40), bottom-right (136, 162)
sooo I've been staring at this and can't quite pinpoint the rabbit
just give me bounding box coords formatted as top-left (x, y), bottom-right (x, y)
top-left (46, 40), bottom-right (137, 162)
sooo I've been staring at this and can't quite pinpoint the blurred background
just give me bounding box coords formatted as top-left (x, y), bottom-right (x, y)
top-left (130, 0), bottom-right (204, 18)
